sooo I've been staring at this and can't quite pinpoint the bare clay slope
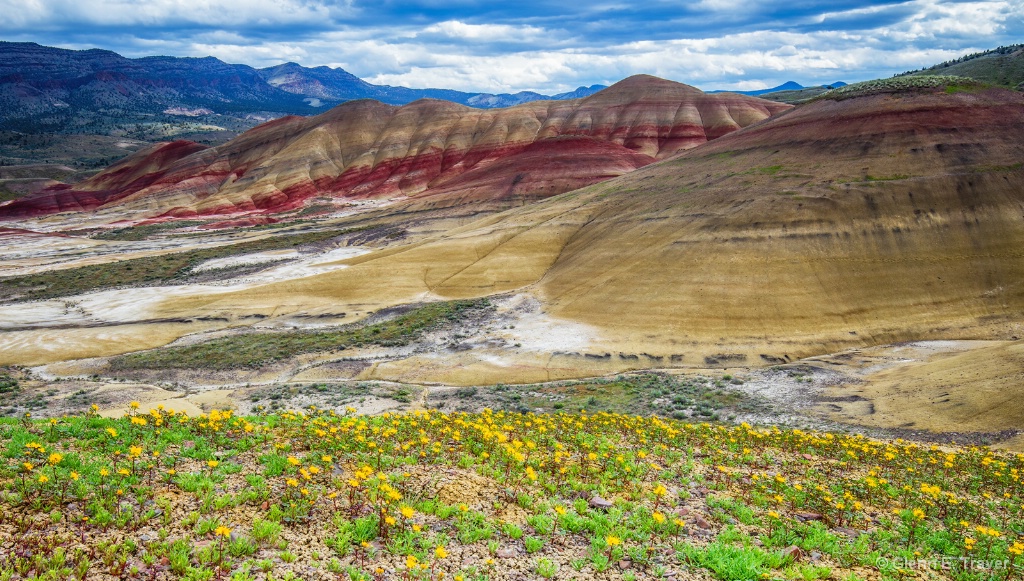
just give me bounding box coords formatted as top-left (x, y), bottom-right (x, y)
top-left (151, 85), bottom-right (1024, 377)
top-left (0, 76), bottom-right (789, 221)
top-left (534, 86), bottom-right (1024, 360)
top-left (0, 140), bottom-right (208, 215)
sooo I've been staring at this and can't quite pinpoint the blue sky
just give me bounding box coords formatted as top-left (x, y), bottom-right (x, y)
top-left (1, 0), bottom-right (1021, 93)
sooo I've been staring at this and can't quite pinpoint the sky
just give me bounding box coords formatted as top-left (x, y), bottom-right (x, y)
top-left (1, 0), bottom-right (1021, 93)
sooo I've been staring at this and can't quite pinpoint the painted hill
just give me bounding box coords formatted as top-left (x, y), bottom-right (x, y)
top-left (0, 75), bottom-right (790, 221)
top-left (164, 80), bottom-right (1024, 368)
top-left (527, 84), bottom-right (1024, 358)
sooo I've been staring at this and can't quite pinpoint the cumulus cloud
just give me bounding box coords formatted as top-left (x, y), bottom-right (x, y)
top-left (0, 0), bottom-right (1018, 93)
top-left (419, 20), bottom-right (548, 42)
top-left (0, 0), bottom-right (352, 28)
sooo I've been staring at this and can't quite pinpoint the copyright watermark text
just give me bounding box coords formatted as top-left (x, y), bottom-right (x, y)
top-left (876, 556), bottom-right (1015, 571)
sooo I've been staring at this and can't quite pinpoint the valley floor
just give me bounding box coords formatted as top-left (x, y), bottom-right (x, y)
top-left (0, 221), bottom-right (1021, 451)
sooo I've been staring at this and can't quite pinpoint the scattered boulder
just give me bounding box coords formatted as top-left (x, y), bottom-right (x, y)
top-left (782, 545), bottom-right (805, 562)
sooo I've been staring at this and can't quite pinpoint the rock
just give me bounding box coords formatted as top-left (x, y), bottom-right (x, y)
top-left (618, 560), bottom-right (632, 570)
top-left (677, 507), bottom-right (691, 517)
top-left (801, 454), bottom-right (814, 460)
top-left (588, 496), bottom-right (614, 509)
top-left (782, 545), bottom-right (804, 562)
top-left (794, 511), bottom-right (823, 522)
top-left (260, 501), bottom-right (270, 511)
top-left (139, 533), bottom-right (156, 543)
top-left (159, 557), bottom-right (170, 567)
top-left (810, 551), bottom-right (822, 562)
top-left (496, 548), bottom-right (517, 559)
top-left (693, 516), bottom-right (712, 530)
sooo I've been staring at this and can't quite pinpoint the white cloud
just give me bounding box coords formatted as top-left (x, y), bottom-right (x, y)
top-left (0, 0), bottom-right (350, 28)
top-left (693, 0), bottom-right (752, 11)
top-left (894, 0), bottom-right (1013, 39)
top-left (0, 0), bottom-right (1017, 93)
top-left (420, 20), bottom-right (548, 42)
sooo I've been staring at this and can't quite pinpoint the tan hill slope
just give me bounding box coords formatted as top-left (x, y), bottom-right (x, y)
top-left (150, 82), bottom-right (1024, 371)
top-left (531, 85), bottom-right (1024, 359)
top-left (0, 75), bottom-right (789, 222)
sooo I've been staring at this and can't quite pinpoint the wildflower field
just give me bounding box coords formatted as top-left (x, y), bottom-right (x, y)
top-left (1, 404), bottom-right (1022, 581)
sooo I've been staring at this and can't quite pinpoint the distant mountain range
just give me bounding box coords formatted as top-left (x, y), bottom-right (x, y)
top-left (0, 41), bottom-right (607, 136)
top-left (258, 60), bottom-right (608, 108)
top-left (708, 81), bottom-right (847, 96)
top-left (1, 41), bottom-right (861, 139)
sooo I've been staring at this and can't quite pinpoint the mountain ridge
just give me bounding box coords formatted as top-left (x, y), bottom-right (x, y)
top-left (0, 41), bottom-right (608, 132)
top-left (708, 80), bottom-right (846, 96)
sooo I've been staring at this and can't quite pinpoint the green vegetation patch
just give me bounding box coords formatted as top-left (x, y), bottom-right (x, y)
top-left (0, 372), bottom-right (18, 395)
top-left (746, 165), bottom-right (785, 176)
top-left (91, 221), bottom-right (210, 241)
top-left (110, 299), bottom-right (491, 370)
top-left (0, 227), bottom-right (362, 303)
top-left (971, 162), bottom-right (1024, 173)
top-left (246, 382), bottom-right (418, 412)
top-left (818, 75), bottom-right (986, 101)
top-left (0, 182), bottom-right (18, 203)
top-left (431, 372), bottom-right (756, 419)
